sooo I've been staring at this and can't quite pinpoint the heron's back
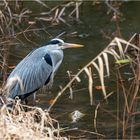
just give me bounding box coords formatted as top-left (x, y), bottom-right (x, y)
top-left (6, 47), bottom-right (53, 99)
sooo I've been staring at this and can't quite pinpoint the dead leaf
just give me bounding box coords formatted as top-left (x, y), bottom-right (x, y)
top-left (95, 85), bottom-right (107, 90)
top-left (48, 98), bottom-right (55, 105)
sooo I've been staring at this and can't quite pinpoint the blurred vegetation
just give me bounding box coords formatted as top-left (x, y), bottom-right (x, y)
top-left (0, 1), bottom-right (140, 139)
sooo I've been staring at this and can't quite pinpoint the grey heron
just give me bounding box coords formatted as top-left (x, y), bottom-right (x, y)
top-left (5, 38), bottom-right (83, 102)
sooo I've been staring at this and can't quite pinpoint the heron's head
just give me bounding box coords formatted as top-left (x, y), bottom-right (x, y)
top-left (46, 38), bottom-right (84, 50)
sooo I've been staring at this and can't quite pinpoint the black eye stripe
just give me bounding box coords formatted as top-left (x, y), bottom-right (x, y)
top-left (46, 40), bottom-right (62, 45)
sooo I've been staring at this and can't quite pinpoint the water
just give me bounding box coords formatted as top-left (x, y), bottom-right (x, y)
top-left (8, 1), bottom-right (140, 139)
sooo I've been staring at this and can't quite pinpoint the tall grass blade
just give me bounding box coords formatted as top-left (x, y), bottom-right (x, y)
top-left (75, 76), bottom-right (81, 82)
top-left (84, 67), bottom-right (93, 105)
top-left (92, 60), bottom-right (107, 99)
top-left (105, 50), bottom-right (119, 61)
top-left (69, 86), bottom-right (73, 99)
top-left (91, 61), bottom-right (100, 72)
top-left (102, 52), bottom-right (110, 77)
top-left (98, 57), bottom-right (107, 99)
top-left (115, 38), bottom-right (125, 58)
top-left (109, 48), bottom-right (120, 59)
top-left (118, 37), bottom-right (139, 50)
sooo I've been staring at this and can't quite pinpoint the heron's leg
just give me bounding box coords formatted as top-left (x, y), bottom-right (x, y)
top-left (25, 98), bottom-right (28, 105)
top-left (32, 92), bottom-right (36, 106)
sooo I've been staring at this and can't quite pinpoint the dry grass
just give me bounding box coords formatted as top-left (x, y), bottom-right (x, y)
top-left (48, 36), bottom-right (139, 110)
top-left (48, 34), bottom-right (140, 139)
top-left (0, 1), bottom-right (140, 139)
top-left (0, 99), bottom-right (67, 140)
top-left (0, 0), bottom-right (83, 85)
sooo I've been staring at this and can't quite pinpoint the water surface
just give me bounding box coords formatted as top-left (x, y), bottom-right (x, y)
top-left (9, 1), bottom-right (140, 139)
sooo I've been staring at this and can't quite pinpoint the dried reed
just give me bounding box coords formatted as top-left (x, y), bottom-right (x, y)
top-left (48, 37), bottom-right (139, 110)
top-left (0, 98), bottom-right (67, 140)
top-left (48, 34), bottom-right (140, 139)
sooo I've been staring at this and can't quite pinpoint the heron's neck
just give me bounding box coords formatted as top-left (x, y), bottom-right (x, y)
top-left (49, 49), bottom-right (63, 73)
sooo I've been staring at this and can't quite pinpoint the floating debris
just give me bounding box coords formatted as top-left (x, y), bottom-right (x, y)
top-left (95, 85), bottom-right (107, 90)
top-left (70, 110), bottom-right (85, 123)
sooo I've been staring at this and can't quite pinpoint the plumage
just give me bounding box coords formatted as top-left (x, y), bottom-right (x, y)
top-left (7, 47), bottom-right (55, 99)
top-left (5, 38), bottom-right (83, 101)
top-left (44, 53), bottom-right (53, 66)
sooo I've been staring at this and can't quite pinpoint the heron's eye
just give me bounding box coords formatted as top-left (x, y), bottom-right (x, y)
top-left (58, 42), bottom-right (63, 46)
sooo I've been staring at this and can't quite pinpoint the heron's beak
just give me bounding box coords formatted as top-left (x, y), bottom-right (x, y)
top-left (62, 43), bottom-right (84, 49)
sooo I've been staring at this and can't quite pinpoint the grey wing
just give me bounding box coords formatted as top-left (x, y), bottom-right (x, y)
top-left (6, 57), bottom-right (53, 99)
